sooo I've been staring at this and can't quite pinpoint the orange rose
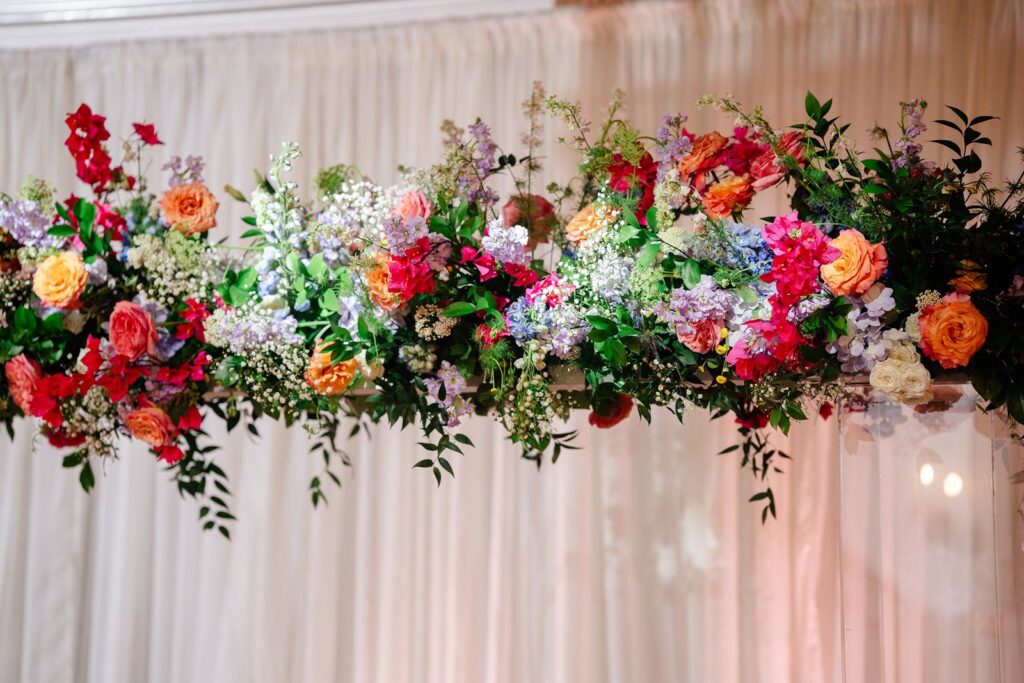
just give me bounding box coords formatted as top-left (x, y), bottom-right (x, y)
top-left (33, 251), bottom-right (86, 309)
top-left (678, 132), bottom-right (728, 178)
top-left (366, 255), bottom-right (399, 311)
top-left (565, 203), bottom-right (619, 244)
top-left (918, 293), bottom-right (988, 369)
top-left (949, 260), bottom-right (987, 293)
top-left (700, 175), bottom-right (753, 219)
top-left (125, 406), bottom-right (176, 447)
top-left (677, 319), bottom-right (722, 354)
top-left (305, 343), bottom-right (360, 396)
top-left (159, 182), bottom-right (218, 235)
top-left (820, 229), bottom-right (888, 297)
top-left (4, 354), bottom-right (42, 415)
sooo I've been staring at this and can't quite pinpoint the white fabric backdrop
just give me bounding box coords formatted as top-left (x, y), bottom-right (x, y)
top-left (0, 0), bottom-right (1022, 681)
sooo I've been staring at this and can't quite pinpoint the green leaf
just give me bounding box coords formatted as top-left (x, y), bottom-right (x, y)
top-left (241, 216), bottom-right (258, 226)
top-left (443, 302), bottom-right (478, 317)
top-left (680, 258), bottom-right (701, 288)
top-left (240, 228), bottom-right (262, 239)
top-left (223, 184), bottom-right (248, 203)
top-left (804, 91), bottom-right (821, 119)
top-left (236, 267), bottom-right (258, 290)
top-left (306, 253), bottom-right (327, 280)
top-left (320, 288), bottom-right (339, 313)
top-left (47, 224), bottom-right (76, 237)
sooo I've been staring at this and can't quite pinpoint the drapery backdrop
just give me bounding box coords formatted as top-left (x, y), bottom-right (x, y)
top-left (1, 0), bottom-right (1023, 681)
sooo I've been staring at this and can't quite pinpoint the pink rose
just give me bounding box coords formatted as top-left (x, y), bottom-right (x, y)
top-left (108, 301), bottom-right (157, 361)
top-left (394, 191), bottom-right (432, 221)
top-left (678, 319), bottom-right (722, 354)
top-left (751, 131), bottom-right (805, 192)
top-left (4, 354), bottom-right (43, 415)
top-left (502, 194), bottom-right (556, 248)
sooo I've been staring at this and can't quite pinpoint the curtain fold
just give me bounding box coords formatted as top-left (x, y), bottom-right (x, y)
top-left (1, 0), bottom-right (1022, 681)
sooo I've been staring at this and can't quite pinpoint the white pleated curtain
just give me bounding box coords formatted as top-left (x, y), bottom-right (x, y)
top-left (0, 0), bottom-right (1022, 681)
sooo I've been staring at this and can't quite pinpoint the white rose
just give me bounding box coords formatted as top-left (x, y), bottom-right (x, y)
top-left (869, 359), bottom-right (903, 397)
top-left (904, 313), bottom-right (921, 343)
top-left (898, 362), bottom-right (933, 405)
top-left (887, 342), bottom-right (920, 364)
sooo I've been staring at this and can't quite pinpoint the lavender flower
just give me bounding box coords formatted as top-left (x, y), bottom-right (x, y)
top-left (826, 284), bottom-right (896, 372)
top-left (655, 275), bottom-right (736, 337)
top-left (424, 361), bottom-right (473, 427)
top-left (0, 198), bottom-right (62, 249)
top-left (505, 295), bottom-right (590, 360)
top-left (892, 100), bottom-right (926, 170)
top-left (384, 215), bottom-right (428, 254)
top-left (481, 218), bottom-right (530, 265)
top-left (163, 154), bottom-right (206, 187)
top-left (655, 113), bottom-right (693, 181)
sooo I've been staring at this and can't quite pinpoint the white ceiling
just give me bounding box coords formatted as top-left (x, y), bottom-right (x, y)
top-left (0, 0), bottom-right (555, 48)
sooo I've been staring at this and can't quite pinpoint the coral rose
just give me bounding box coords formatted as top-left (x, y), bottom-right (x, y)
top-left (502, 194), bottom-right (557, 248)
top-left (108, 301), bottom-right (158, 360)
top-left (125, 406), bottom-right (176, 447)
top-left (565, 203), bottom-right (620, 244)
top-left (949, 260), bottom-right (987, 293)
top-left (701, 175), bottom-right (753, 219)
top-left (678, 319), bottom-right (722, 354)
top-left (588, 393), bottom-right (633, 428)
top-left (918, 292), bottom-right (988, 369)
top-left (366, 255), bottom-right (399, 311)
top-left (819, 229), bottom-right (888, 297)
top-left (305, 343), bottom-right (360, 396)
top-left (33, 251), bottom-right (87, 309)
top-left (678, 132), bottom-right (728, 178)
top-left (4, 354), bottom-right (43, 415)
top-left (751, 132), bottom-right (806, 191)
top-left (160, 182), bottom-right (218, 235)
top-left (393, 190), bottom-right (432, 221)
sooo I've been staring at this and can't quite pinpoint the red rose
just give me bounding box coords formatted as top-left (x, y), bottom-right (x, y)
top-left (108, 301), bottom-right (158, 361)
top-left (502, 194), bottom-right (556, 248)
top-left (4, 354), bottom-right (43, 415)
top-left (44, 426), bottom-right (87, 449)
top-left (588, 393), bottom-right (634, 429)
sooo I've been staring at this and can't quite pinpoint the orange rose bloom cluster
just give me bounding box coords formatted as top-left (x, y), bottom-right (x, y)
top-left (701, 175), bottom-right (753, 219)
top-left (565, 203), bottom-right (620, 244)
top-left (160, 182), bottom-right (218, 235)
top-left (305, 344), bottom-right (360, 396)
top-left (125, 406), bottom-right (177, 447)
top-left (819, 229), bottom-right (888, 297)
top-left (366, 255), bottom-right (399, 311)
top-left (918, 293), bottom-right (988, 369)
top-left (33, 251), bottom-right (87, 309)
top-left (678, 132), bottom-right (728, 179)
top-left (948, 260), bottom-right (987, 293)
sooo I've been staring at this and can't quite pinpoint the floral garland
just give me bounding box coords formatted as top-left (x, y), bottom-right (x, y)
top-left (2, 86), bottom-right (1022, 532)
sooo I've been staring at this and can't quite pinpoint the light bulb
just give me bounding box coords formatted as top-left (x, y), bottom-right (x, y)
top-left (943, 472), bottom-right (964, 498)
top-left (919, 463), bottom-right (935, 486)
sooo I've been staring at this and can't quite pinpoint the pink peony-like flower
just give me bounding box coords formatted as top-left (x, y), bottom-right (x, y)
top-left (677, 319), bottom-right (722, 354)
top-left (4, 354), bottom-right (43, 415)
top-left (751, 131), bottom-right (805, 191)
top-left (108, 301), bottom-right (158, 361)
top-left (393, 190), bottom-right (432, 222)
top-left (526, 274), bottom-right (574, 307)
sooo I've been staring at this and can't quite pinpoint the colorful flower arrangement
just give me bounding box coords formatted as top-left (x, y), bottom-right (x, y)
top-left (3, 86), bottom-right (1023, 530)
